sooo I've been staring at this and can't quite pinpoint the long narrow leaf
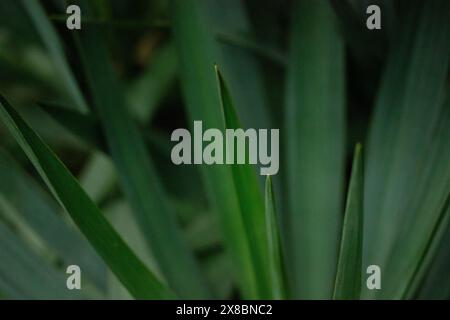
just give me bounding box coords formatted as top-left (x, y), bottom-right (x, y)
top-left (333, 144), bottom-right (363, 300)
top-left (215, 66), bottom-right (271, 298)
top-left (285, 0), bottom-right (346, 298)
top-left (0, 95), bottom-right (175, 299)
top-left (265, 175), bottom-right (286, 299)
top-left (363, 0), bottom-right (450, 299)
top-left (172, 0), bottom-right (259, 298)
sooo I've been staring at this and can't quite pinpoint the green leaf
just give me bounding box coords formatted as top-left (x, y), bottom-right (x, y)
top-left (20, 0), bottom-right (88, 112)
top-left (362, 0), bottom-right (450, 299)
top-left (416, 226), bottom-right (450, 299)
top-left (285, 0), bottom-right (346, 298)
top-left (72, 0), bottom-right (210, 299)
top-left (399, 96), bottom-right (450, 298)
top-left (208, 0), bottom-right (272, 130)
top-left (172, 0), bottom-right (258, 298)
top-left (103, 200), bottom-right (160, 300)
top-left (404, 197), bottom-right (449, 299)
top-left (264, 175), bottom-right (287, 299)
top-left (215, 66), bottom-right (271, 298)
top-left (0, 221), bottom-right (85, 299)
top-left (333, 144), bottom-right (363, 300)
top-left (0, 149), bottom-right (107, 290)
top-left (0, 94), bottom-right (175, 299)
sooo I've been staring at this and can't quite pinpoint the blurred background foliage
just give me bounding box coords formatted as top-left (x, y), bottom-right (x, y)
top-left (0, 0), bottom-right (448, 299)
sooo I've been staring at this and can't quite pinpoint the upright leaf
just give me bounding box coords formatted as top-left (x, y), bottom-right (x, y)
top-left (285, 0), bottom-right (346, 298)
top-left (363, 0), bottom-right (450, 299)
top-left (215, 66), bottom-right (271, 298)
top-left (265, 175), bottom-right (287, 299)
top-left (172, 0), bottom-right (259, 298)
top-left (333, 144), bottom-right (363, 300)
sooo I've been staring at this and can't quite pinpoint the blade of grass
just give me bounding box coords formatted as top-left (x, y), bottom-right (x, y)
top-left (215, 66), bottom-right (271, 298)
top-left (20, 0), bottom-right (88, 112)
top-left (285, 0), bottom-right (346, 298)
top-left (0, 95), bottom-right (175, 299)
top-left (333, 144), bottom-right (363, 300)
top-left (171, 0), bottom-right (259, 298)
top-left (265, 175), bottom-right (286, 299)
top-left (72, 0), bottom-right (210, 298)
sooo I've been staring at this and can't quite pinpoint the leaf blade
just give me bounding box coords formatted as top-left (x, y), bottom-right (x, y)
top-left (172, 0), bottom-right (258, 298)
top-left (363, 0), bottom-right (450, 299)
top-left (333, 144), bottom-right (363, 300)
top-left (285, 0), bottom-right (346, 298)
top-left (0, 94), bottom-right (175, 299)
top-left (215, 66), bottom-right (271, 298)
top-left (265, 175), bottom-right (287, 299)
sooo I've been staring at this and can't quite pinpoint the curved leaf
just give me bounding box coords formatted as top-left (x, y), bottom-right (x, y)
top-left (0, 95), bottom-right (175, 299)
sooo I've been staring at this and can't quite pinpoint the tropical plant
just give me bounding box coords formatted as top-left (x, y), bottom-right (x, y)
top-left (0, 0), bottom-right (448, 299)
